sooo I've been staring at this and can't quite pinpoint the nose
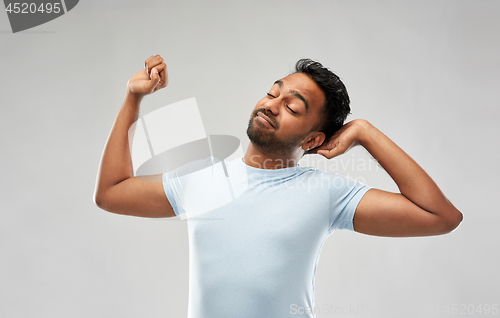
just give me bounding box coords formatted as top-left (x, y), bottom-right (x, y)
top-left (263, 97), bottom-right (280, 116)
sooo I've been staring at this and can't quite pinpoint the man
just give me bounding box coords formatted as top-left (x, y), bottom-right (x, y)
top-left (94, 55), bottom-right (462, 317)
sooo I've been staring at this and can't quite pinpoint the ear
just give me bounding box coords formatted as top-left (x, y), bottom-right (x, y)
top-left (301, 131), bottom-right (325, 152)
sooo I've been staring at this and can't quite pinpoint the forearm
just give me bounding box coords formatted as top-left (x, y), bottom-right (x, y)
top-left (358, 120), bottom-right (462, 223)
top-left (94, 90), bottom-right (143, 203)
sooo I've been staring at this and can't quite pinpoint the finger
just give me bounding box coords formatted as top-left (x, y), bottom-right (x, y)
top-left (144, 55), bottom-right (156, 74)
top-left (149, 55), bottom-right (164, 68)
top-left (146, 67), bottom-right (161, 92)
top-left (144, 55), bottom-right (157, 64)
top-left (145, 55), bottom-right (164, 75)
top-left (317, 148), bottom-right (340, 159)
top-left (317, 143), bottom-right (344, 159)
top-left (153, 62), bottom-right (166, 73)
top-left (158, 63), bottom-right (168, 88)
top-left (150, 63), bottom-right (167, 90)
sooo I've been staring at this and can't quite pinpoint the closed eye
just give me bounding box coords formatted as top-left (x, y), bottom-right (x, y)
top-left (267, 93), bottom-right (296, 113)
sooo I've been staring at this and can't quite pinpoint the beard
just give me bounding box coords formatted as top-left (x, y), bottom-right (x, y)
top-left (246, 108), bottom-right (307, 156)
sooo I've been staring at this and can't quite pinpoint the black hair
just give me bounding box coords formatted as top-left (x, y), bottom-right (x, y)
top-left (293, 58), bottom-right (351, 142)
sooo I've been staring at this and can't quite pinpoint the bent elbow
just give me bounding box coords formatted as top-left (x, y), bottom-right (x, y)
top-left (93, 190), bottom-right (107, 210)
top-left (442, 209), bottom-right (463, 234)
top-left (93, 192), bottom-right (102, 208)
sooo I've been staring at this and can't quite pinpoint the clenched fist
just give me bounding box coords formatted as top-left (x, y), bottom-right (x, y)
top-left (127, 55), bottom-right (168, 97)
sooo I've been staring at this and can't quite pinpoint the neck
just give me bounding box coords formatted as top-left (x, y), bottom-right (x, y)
top-left (242, 143), bottom-right (303, 169)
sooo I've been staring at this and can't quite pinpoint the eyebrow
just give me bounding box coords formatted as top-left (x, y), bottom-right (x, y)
top-left (274, 80), bottom-right (309, 113)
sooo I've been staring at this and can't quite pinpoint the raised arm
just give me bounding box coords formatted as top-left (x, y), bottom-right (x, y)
top-left (93, 55), bottom-right (176, 218)
top-left (312, 119), bottom-right (463, 237)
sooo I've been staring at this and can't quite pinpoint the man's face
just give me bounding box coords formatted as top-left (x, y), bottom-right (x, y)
top-left (247, 72), bottom-right (326, 156)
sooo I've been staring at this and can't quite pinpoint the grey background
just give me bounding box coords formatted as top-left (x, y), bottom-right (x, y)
top-left (1, 1), bottom-right (499, 317)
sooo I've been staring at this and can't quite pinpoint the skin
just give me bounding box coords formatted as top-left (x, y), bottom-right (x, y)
top-left (244, 73), bottom-right (326, 169)
top-left (94, 55), bottom-right (463, 237)
top-left (93, 55), bottom-right (173, 218)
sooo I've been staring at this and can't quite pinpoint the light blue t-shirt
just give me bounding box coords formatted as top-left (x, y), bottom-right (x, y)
top-left (162, 156), bottom-right (370, 318)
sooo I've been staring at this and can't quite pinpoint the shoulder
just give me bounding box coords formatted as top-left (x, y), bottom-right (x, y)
top-left (302, 167), bottom-right (369, 192)
top-left (164, 156), bottom-right (217, 179)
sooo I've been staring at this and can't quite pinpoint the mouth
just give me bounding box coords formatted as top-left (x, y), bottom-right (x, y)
top-left (256, 112), bottom-right (275, 128)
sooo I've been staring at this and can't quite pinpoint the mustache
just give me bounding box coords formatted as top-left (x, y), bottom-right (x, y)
top-left (253, 108), bottom-right (278, 128)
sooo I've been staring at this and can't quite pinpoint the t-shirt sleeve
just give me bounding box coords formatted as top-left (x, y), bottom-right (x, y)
top-left (328, 173), bottom-right (371, 233)
top-left (162, 172), bottom-right (183, 216)
top-left (161, 156), bottom-right (216, 217)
